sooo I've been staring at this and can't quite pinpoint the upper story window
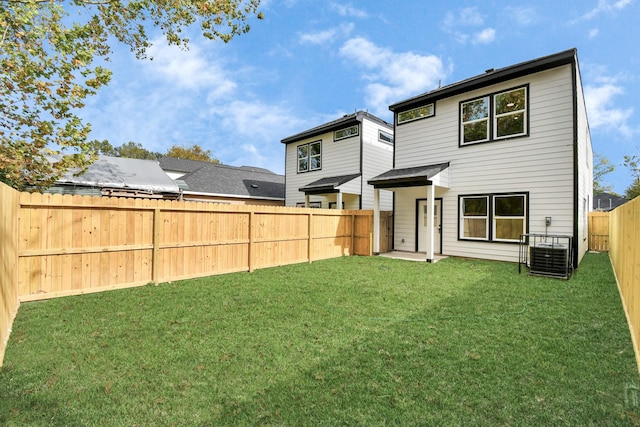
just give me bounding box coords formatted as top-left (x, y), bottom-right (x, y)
top-left (297, 141), bottom-right (321, 173)
top-left (398, 104), bottom-right (434, 124)
top-left (378, 130), bottom-right (393, 144)
top-left (334, 125), bottom-right (359, 141)
top-left (460, 85), bottom-right (528, 146)
top-left (494, 87), bottom-right (527, 139)
top-left (461, 97), bottom-right (489, 144)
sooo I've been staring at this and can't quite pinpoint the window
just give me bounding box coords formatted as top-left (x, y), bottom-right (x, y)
top-left (494, 87), bottom-right (527, 139)
top-left (459, 193), bottom-right (528, 242)
top-left (334, 125), bottom-right (359, 141)
top-left (493, 195), bottom-right (526, 241)
top-left (460, 85), bottom-right (528, 146)
top-left (461, 97), bottom-right (489, 144)
top-left (398, 104), bottom-right (434, 124)
top-left (297, 141), bottom-right (321, 173)
top-left (460, 196), bottom-right (489, 240)
top-left (378, 130), bottom-right (393, 144)
top-left (296, 201), bottom-right (322, 208)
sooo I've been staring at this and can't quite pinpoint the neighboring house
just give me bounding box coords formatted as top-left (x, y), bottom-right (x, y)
top-left (158, 157), bottom-right (285, 206)
top-left (593, 192), bottom-right (628, 211)
top-left (281, 111), bottom-right (394, 210)
top-left (47, 155), bottom-right (181, 198)
top-left (368, 48), bottom-right (593, 266)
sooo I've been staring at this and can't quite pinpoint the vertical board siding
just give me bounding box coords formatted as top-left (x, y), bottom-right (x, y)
top-left (12, 194), bottom-right (373, 302)
top-left (0, 183), bottom-right (20, 367)
top-left (609, 197), bottom-right (640, 370)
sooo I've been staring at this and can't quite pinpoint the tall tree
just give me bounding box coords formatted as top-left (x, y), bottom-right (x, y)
top-left (623, 153), bottom-right (640, 200)
top-left (1, 1), bottom-right (262, 190)
top-left (116, 142), bottom-right (161, 160)
top-left (164, 144), bottom-right (219, 163)
top-left (593, 153), bottom-right (615, 195)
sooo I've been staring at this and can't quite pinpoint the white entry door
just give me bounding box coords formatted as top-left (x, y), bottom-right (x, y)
top-left (418, 199), bottom-right (442, 254)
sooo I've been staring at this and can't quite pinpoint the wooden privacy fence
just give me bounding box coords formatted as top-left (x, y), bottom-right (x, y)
top-left (0, 183), bottom-right (20, 367)
top-left (588, 211), bottom-right (610, 251)
top-left (609, 197), bottom-right (640, 371)
top-left (16, 192), bottom-right (373, 302)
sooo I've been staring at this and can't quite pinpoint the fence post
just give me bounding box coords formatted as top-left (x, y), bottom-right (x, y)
top-left (248, 211), bottom-right (255, 272)
top-left (351, 214), bottom-right (355, 256)
top-left (307, 212), bottom-right (313, 263)
top-left (152, 207), bottom-right (161, 283)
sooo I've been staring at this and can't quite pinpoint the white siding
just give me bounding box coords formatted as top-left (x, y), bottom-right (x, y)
top-left (575, 64), bottom-right (593, 263)
top-left (285, 129), bottom-right (360, 208)
top-left (284, 115), bottom-right (393, 210)
top-left (393, 65), bottom-right (580, 262)
top-left (361, 117), bottom-right (393, 210)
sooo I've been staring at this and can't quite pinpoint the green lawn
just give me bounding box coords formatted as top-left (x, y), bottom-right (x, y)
top-left (1, 253), bottom-right (639, 426)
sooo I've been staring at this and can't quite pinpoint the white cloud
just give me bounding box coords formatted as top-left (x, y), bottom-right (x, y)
top-left (583, 69), bottom-right (635, 137)
top-left (443, 7), bottom-right (495, 45)
top-left (145, 40), bottom-right (236, 97)
top-left (574, 0), bottom-right (633, 22)
top-left (330, 3), bottom-right (368, 18)
top-left (472, 28), bottom-right (496, 45)
top-left (299, 23), bottom-right (354, 45)
top-left (339, 37), bottom-right (447, 116)
top-left (505, 7), bottom-right (539, 25)
top-left (589, 28), bottom-right (600, 37)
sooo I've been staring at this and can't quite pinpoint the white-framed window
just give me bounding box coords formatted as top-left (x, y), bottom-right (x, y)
top-left (460, 196), bottom-right (489, 240)
top-left (297, 140), bottom-right (321, 173)
top-left (494, 87), bottom-right (527, 139)
top-left (461, 97), bottom-right (489, 144)
top-left (460, 85), bottom-right (528, 146)
top-left (398, 104), bottom-right (434, 124)
top-left (493, 194), bottom-right (526, 242)
top-left (378, 130), bottom-right (393, 144)
top-left (459, 193), bottom-right (528, 242)
top-left (334, 125), bottom-right (359, 141)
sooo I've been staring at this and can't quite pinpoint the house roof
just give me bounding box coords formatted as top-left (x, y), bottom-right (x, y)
top-left (298, 173), bottom-right (361, 194)
top-left (158, 157), bottom-right (213, 173)
top-left (281, 111), bottom-right (392, 145)
top-left (389, 48), bottom-right (578, 112)
top-left (593, 192), bottom-right (629, 211)
top-left (56, 155), bottom-right (180, 193)
top-left (180, 162), bottom-right (285, 200)
top-left (368, 163), bottom-right (450, 189)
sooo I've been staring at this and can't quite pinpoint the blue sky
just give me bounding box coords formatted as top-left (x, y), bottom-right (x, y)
top-left (81, 0), bottom-right (639, 195)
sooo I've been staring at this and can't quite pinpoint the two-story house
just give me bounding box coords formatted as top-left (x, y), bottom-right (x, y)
top-left (368, 48), bottom-right (593, 267)
top-left (282, 111), bottom-right (394, 210)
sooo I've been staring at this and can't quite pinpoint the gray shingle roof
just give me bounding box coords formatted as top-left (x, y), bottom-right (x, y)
top-left (298, 173), bottom-right (361, 193)
top-left (158, 157), bottom-right (212, 173)
top-left (593, 192), bottom-right (629, 211)
top-left (180, 162), bottom-right (284, 200)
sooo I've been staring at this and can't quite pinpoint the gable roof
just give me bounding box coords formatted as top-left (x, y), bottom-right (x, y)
top-left (593, 192), bottom-right (629, 211)
top-left (281, 110), bottom-right (392, 145)
top-left (180, 162), bottom-right (284, 200)
top-left (56, 155), bottom-right (180, 193)
top-left (390, 48), bottom-right (578, 112)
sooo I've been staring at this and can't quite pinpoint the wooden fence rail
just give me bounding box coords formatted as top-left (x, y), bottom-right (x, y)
top-left (609, 197), bottom-right (640, 371)
top-left (0, 184), bottom-right (373, 366)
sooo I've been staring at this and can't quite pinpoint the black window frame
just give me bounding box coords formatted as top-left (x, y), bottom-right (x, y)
top-left (296, 140), bottom-right (322, 173)
top-left (459, 84), bottom-right (529, 147)
top-left (458, 192), bottom-right (529, 244)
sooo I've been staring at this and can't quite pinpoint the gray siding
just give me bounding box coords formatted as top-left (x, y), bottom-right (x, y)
top-left (361, 117), bottom-right (393, 211)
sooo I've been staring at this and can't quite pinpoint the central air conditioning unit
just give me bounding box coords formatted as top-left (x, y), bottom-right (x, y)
top-left (519, 234), bottom-right (573, 279)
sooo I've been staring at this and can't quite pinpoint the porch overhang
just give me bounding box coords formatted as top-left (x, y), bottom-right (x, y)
top-left (368, 162), bottom-right (449, 189)
top-left (299, 173), bottom-right (361, 195)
